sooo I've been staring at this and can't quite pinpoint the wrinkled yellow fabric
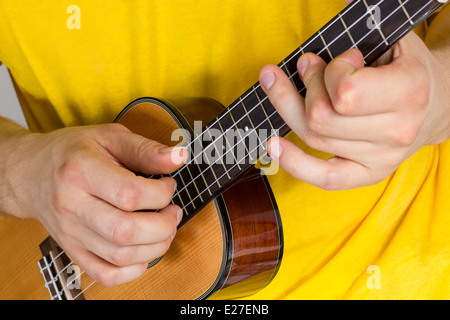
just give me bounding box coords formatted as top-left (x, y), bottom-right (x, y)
top-left (0, 0), bottom-right (448, 299)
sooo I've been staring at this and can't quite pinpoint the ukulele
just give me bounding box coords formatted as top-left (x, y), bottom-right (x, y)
top-left (1, 0), bottom-right (446, 300)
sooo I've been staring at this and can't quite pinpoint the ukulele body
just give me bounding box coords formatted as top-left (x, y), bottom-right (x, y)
top-left (33, 97), bottom-right (284, 300)
top-left (104, 97), bottom-right (283, 300)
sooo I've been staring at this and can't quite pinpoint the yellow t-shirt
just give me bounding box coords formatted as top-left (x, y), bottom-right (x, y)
top-left (0, 1), bottom-right (448, 299)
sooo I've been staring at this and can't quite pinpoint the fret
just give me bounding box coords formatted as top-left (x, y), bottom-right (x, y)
top-left (362, 0), bottom-right (389, 46)
top-left (216, 118), bottom-right (243, 170)
top-left (302, 32), bottom-right (332, 63)
top-left (229, 98), bottom-right (254, 138)
top-left (398, 0), bottom-right (415, 25)
top-left (282, 60), bottom-right (299, 91)
top-left (319, 30), bottom-right (334, 60)
top-left (339, 0), bottom-right (389, 63)
top-left (242, 90), bottom-right (266, 128)
top-left (199, 160), bottom-right (219, 196)
top-left (364, 0), bottom-right (440, 64)
top-left (324, 14), bottom-right (364, 63)
top-left (228, 97), bottom-right (253, 166)
top-left (372, 1), bottom-right (411, 47)
top-left (222, 107), bottom-right (252, 162)
top-left (185, 149), bottom-right (204, 202)
top-left (197, 130), bottom-right (226, 192)
top-left (254, 85), bottom-right (288, 132)
top-left (176, 167), bottom-right (197, 209)
top-left (188, 153), bottom-right (213, 197)
top-left (203, 126), bottom-right (229, 187)
top-left (280, 57), bottom-right (304, 95)
top-left (338, 13), bottom-right (358, 51)
top-left (170, 0), bottom-right (445, 223)
top-left (401, 0), bottom-right (436, 29)
top-left (239, 97), bottom-right (265, 154)
top-left (239, 97), bottom-right (256, 130)
top-left (172, 173), bottom-right (189, 211)
top-left (184, 165), bottom-right (203, 203)
top-left (254, 86), bottom-right (275, 132)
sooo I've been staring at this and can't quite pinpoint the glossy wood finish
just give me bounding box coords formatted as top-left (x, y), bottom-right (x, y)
top-left (210, 167), bottom-right (282, 300)
top-left (33, 97), bottom-right (283, 300)
top-left (1, 0), bottom-right (444, 300)
top-left (0, 217), bottom-right (49, 299)
top-left (112, 98), bottom-right (283, 299)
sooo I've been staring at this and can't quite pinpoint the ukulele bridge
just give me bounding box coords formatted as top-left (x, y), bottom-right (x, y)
top-left (38, 237), bottom-right (85, 300)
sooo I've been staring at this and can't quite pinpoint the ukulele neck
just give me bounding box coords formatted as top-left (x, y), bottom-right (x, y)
top-left (170, 0), bottom-right (445, 223)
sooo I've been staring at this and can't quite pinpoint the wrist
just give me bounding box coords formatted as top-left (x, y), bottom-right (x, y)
top-left (435, 53), bottom-right (450, 143)
top-left (0, 125), bottom-right (37, 219)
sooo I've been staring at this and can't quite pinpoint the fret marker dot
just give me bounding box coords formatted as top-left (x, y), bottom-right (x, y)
top-left (245, 126), bottom-right (249, 132)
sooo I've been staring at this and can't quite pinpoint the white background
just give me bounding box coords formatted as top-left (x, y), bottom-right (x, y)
top-left (0, 64), bottom-right (28, 128)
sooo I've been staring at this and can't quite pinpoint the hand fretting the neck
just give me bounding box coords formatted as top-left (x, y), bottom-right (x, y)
top-left (170, 0), bottom-right (446, 223)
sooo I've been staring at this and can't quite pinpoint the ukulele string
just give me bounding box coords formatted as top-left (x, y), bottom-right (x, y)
top-left (167, 0), bottom-right (387, 180)
top-left (132, 0), bottom-right (389, 196)
top-left (48, 0), bottom-right (430, 299)
top-left (166, 0), bottom-right (411, 204)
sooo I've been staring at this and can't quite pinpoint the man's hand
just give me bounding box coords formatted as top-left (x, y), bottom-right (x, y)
top-left (2, 123), bottom-right (187, 286)
top-left (260, 27), bottom-right (449, 191)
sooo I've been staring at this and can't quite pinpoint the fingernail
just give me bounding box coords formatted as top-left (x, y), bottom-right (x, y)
top-left (268, 139), bottom-right (282, 160)
top-left (159, 146), bottom-right (188, 165)
top-left (298, 56), bottom-right (309, 78)
top-left (173, 180), bottom-right (177, 193)
top-left (176, 209), bottom-right (183, 225)
top-left (260, 71), bottom-right (275, 90)
top-left (158, 145), bottom-right (175, 154)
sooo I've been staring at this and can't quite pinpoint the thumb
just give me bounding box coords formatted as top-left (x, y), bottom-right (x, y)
top-left (100, 124), bottom-right (188, 175)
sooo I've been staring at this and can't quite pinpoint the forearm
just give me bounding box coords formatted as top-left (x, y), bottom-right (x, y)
top-left (426, 5), bottom-right (450, 141)
top-left (0, 116), bottom-right (31, 217)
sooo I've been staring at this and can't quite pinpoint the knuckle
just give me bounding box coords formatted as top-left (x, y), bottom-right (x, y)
top-left (320, 170), bottom-right (342, 191)
top-left (303, 71), bottom-right (321, 89)
top-left (56, 145), bottom-right (91, 188)
top-left (158, 239), bottom-right (173, 256)
top-left (104, 123), bottom-right (129, 134)
top-left (302, 129), bottom-right (326, 151)
top-left (136, 138), bottom-right (158, 160)
top-left (95, 267), bottom-right (120, 287)
top-left (332, 78), bottom-right (359, 115)
top-left (272, 87), bottom-right (292, 105)
top-left (156, 215), bottom-right (177, 241)
top-left (111, 217), bottom-right (135, 246)
top-left (412, 79), bottom-right (431, 108)
top-left (115, 182), bottom-right (140, 212)
top-left (390, 125), bottom-right (419, 147)
top-left (153, 179), bottom-right (175, 208)
top-left (57, 157), bottom-right (83, 184)
top-left (306, 99), bottom-right (330, 134)
top-left (50, 193), bottom-right (72, 215)
top-left (110, 246), bottom-right (134, 267)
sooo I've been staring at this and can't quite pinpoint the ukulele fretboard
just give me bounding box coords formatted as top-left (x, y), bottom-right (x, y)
top-left (170, 0), bottom-right (445, 224)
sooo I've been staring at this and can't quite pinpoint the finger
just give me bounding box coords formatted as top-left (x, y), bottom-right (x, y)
top-left (259, 64), bottom-right (308, 137)
top-left (299, 52), bottom-right (350, 140)
top-left (99, 123), bottom-right (188, 175)
top-left (324, 37), bottom-right (426, 116)
top-left (80, 197), bottom-right (182, 246)
top-left (72, 151), bottom-right (177, 210)
top-left (267, 136), bottom-right (381, 190)
top-left (297, 53), bottom-right (379, 143)
top-left (75, 223), bottom-right (174, 267)
top-left (65, 246), bottom-right (148, 287)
